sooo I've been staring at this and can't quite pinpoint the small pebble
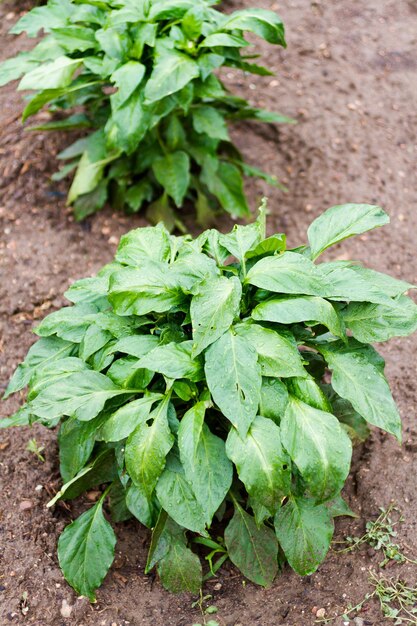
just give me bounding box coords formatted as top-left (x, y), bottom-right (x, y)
top-left (19, 500), bottom-right (33, 511)
top-left (316, 608), bottom-right (326, 618)
top-left (34, 485), bottom-right (43, 492)
top-left (60, 599), bottom-right (73, 618)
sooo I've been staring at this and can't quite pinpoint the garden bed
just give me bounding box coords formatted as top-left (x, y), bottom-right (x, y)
top-left (1, 0), bottom-right (417, 624)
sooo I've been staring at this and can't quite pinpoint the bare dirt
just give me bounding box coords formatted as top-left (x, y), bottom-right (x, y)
top-left (1, 1), bottom-right (417, 625)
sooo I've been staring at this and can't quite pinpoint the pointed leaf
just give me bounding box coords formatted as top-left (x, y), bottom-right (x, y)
top-left (191, 276), bottom-right (242, 355)
top-left (308, 204), bottom-right (389, 260)
top-left (275, 497), bottom-right (333, 575)
top-left (58, 497), bottom-right (116, 601)
top-left (205, 330), bottom-right (261, 437)
top-left (178, 403), bottom-right (233, 524)
top-left (225, 502), bottom-right (278, 587)
top-left (226, 416), bottom-right (291, 518)
top-left (280, 396), bottom-right (352, 502)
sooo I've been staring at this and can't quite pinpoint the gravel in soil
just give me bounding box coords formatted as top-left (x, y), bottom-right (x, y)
top-left (1, 1), bottom-right (417, 625)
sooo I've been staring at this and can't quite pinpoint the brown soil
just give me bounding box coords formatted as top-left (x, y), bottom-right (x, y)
top-left (1, 1), bottom-right (417, 625)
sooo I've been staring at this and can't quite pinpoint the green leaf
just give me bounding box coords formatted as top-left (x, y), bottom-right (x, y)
top-left (111, 61), bottom-right (146, 108)
top-left (193, 106), bottom-right (229, 141)
top-left (18, 57), bottom-right (80, 91)
top-left (246, 252), bottom-right (328, 296)
top-left (325, 493), bottom-right (358, 518)
top-left (0, 54), bottom-right (40, 88)
top-left (280, 396), bottom-right (352, 502)
top-left (125, 483), bottom-right (155, 528)
top-left (318, 341), bottom-right (402, 440)
top-left (235, 322), bottom-right (307, 378)
top-left (205, 330), bottom-right (262, 437)
top-left (10, 0), bottom-right (73, 37)
top-left (178, 403), bottom-right (233, 524)
top-left (145, 49), bottom-right (199, 103)
top-left (137, 341), bottom-right (203, 381)
top-left (156, 461), bottom-right (207, 534)
top-left (58, 495), bottom-right (116, 601)
top-left (252, 295), bottom-right (346, 340)
top-left (58, 418), bottom-right (97, 482)
top-left (274, 496), bottom-right (334, 575)
top-left (30, 370), bottom-right (126, 423)
top-left (125, 398), bottom-right (174, 497)
top-left (51, 26), bottom-right (97, 53)
top-left (4, 337), bottom-right (74, 398)
top-left (152, 151), bottom-right (190, 207)
top-left (68, 133), bottom-right (118, 203)
top-left (226, 416), bottom-right (291, 519)
top-left (116, 223), bottom-right (171, 265)
top-left (222, 8), bottom-right (286, 46)
top-left (219, 221), bottom-right (263, 265)
top-left (190, 276), bottom-right (242, 356)
top-left (225, 501), bottom-right (278, 587)
top-left (201, 159), bottom-right (249, 218)
top-left (107, 89), bottom-right (151, 154)
top-left (342, 296), bottom-right (417, 343)
top-left (157, 537), bottom-right (202, 594)
top-left (101, 394), bottom-right (161, 442)
top-left (308, 204), bottom-right (389, 260)
top-left (108, 264), bottom-right (184, 316)
top-left (200, 33), bottom-right (249, 48)
top-left (259, 378), bottom-right (289, 423)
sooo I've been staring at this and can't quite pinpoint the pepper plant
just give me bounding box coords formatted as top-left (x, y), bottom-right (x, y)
top-left (3, 203), bottom-right (417, 599)
top-left (0, 0), bottom-right (291, 225)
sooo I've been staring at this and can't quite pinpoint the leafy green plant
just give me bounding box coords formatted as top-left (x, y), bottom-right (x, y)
top-left (0, 0), bottom-right (292, 226)
top-left (3, 202), bottom-right (417, 600)
top-left (319, 571), bottom-right (417, 625)
top-left (338, 504), bottom-right (417, 568)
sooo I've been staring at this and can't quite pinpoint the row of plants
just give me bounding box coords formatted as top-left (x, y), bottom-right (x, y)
top-left (0, 0), bottom-right (292, 226)
top-left (4, 203), bottom-right (417, 598)
top-left (2, 0), bottom-right (417, 606)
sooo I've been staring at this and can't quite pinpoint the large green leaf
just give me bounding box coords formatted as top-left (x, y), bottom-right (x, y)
top-left (58, 418), bottom-right (97, 481)
top-left (156, 459), bottom-right (207, 534)
top-left (235, 322), bottom-right (307, 378)
top-left (125, 398), bottom-right (174, 497)
top-left (137, 341), bottom-right (204, 381)
top-left (116, 223), bottom-right (171, 265)
top-left (205, 329), bottom-right (261, 437)
top-left (252, 295), bottom-right (346, 340)
top-left (226, 416), bottom-right (291, 519)
top-left (307, 204), bottom-right (389, 260)
top-left (10, 0), bottom-right (73, 37)
top-left (275, 496), bottom-right (334, 575)
top-left (222, 8), bottom-right (286, 46)
top-left (152, 151), bottom-right (190, 206)
top-left (57, 495), bottom-right (116, 602)
top-left (318, 342), bottom-right (402, 440)
top-left (107, 89), bottom-right (151, 154)
top-left (19, 56), bottom-right (80, 91)
top-left (111, 61), bottom-right (146, 108)
top-left (193, 106), bottom-right (229, 141)
top-left (245, 252), bottom-right (328, 296)
top-left (280, 396), bottom-right (352, 502)
top-left (108, 264), bottom-right (184, 316)
top-left (342, 297), bottom-right (417, 343)
top-left (190, 276), bottom-right (242, 355)
top-left (178, 402), bottom-right (233, 524)
top-left (145, 49), bottom-right (199, 103)
top-left (4, 337), bottom-right (74, 398)
top-left (157, 537), bottom-right (202, 594)
top-left (201, 159), bottom-right (249, 218)
top-left (51, 26), bottom-right (97, 53)
top-left (101, 394), bottom-right (161, 442)
top-left (225, 501), bottom-right (278, 587)
top-left (30, 370), bottom-right (128, 422)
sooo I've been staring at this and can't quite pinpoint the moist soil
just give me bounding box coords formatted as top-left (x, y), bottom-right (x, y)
top-left (1, 1), bottom-right (417, 625)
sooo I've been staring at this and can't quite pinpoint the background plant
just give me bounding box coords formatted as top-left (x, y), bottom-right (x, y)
top-left (3, 203), bottom-right (417, 599)
top-left (0, 0), bottom-right (292, 226)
